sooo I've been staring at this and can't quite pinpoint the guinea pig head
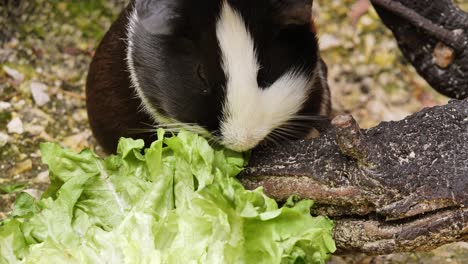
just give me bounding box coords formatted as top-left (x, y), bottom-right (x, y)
top-left (127, 0), bottom-right (330, 152)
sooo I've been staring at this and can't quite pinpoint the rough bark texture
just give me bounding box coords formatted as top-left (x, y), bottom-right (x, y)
top-left (239, 99), bottom-right (468, 255)
top-left (370, 0), bottom-right (468, 99)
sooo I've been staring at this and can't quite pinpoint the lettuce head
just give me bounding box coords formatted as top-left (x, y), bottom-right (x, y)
top-left (0, 130), bottom-right (335, 264)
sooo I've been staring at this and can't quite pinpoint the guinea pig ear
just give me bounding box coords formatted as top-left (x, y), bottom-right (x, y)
top-left (133, 0), bottom-right (181, 35)
top-left (273, 0), bottom-right (312, 26)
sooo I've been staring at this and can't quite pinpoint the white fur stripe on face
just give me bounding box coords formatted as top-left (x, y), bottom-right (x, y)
top-left (217, 1), bottom-right (311, 152)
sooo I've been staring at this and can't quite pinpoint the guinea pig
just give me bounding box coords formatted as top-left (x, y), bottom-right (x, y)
top-left (86, 0), bottom-right (331, 154)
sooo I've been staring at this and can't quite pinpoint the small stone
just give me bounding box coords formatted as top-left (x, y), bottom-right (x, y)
top-left (453, 29), bottom-right (464, 36)
top-left (6, 38), bottom-right (19, 49)
top-left (0, 132), bottom-right (9, 147)
top-left (35, 170), bottom-right (50, 183)
top-left (2, 65), bottom-right (24, 82)
top-left (7, 117), bottom-right (24, 134)
top-left (0, 102), bottom-right (12, 111)
top-left (39, 131), bottom-right (54, 142)
top-left (23, 189), bottom-right (43, 200)
top-left (319, 34), bottom-right (341, 50)
top-left (24, 124), bottom-right (45, 136)
top-left (30, 82), bottom-right (51, 106)
top-left (8, 159), bottom-right (33, 176)
top-left (13, 100), bottom-right (26, 110)
top-left (433, 42), bottom-right (455, 69)
top-left (62, 130), bottom-right (92, 151)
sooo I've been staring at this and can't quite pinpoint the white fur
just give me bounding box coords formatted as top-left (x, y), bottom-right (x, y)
top-left (217, 1), bottom-right (312, 151)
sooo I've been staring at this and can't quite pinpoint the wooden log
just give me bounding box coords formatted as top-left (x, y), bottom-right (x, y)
top-left (240, 99), bottom-right (468, 254)
top-left (371, 0), bottom-right (468, 99)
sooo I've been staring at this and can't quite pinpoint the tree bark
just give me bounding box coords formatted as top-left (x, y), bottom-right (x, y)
top-left (370, 0), bottom-right (468, 99)
top-left (239, 99), bottom-right (468, 255)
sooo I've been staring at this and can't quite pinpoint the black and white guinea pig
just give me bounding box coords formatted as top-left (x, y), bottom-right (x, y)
top-left (86, 0), bottom-right (331, 154)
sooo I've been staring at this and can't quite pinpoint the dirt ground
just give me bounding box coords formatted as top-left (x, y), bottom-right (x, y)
top-left (1, 0), bottom-right (467, 263)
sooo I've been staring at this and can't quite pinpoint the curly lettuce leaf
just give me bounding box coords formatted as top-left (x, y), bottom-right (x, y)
top-left (0, 130), bottom-right (335, 264)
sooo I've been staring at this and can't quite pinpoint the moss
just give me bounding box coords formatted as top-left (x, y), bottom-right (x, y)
top-left (0, 111), bottom-right (12, 130)
top-left (383, 83), bottom-right (401, 94)
top-left (2, 63), bottom-right (37, 81)
top-left (0, 143), bottom-right (15, 163)
top-left (49, 0), bottom-right (121, 40)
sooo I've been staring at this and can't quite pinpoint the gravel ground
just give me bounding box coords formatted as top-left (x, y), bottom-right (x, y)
top-left (0, 0), bottom-right (467, 263)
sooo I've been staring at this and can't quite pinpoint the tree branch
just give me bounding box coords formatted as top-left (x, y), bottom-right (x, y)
top-left (239, 99), bottom-right (468, 255)
top-left (371, 0), bottom-right (465, 52)
top-left (370, 0), bottom-right (468, 99)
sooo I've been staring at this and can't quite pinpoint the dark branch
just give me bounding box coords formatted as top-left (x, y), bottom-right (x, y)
top-left (332, 115), bottom-right (372, 166)
top-left (370, 0), bottom-right (468, 99)
top-left (371, 0), bottom-right (465, 52)
top-left (239, 99), bottom-right (468, 254)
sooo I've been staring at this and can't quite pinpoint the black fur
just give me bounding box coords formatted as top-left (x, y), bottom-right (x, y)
top-left (86, 0), bottom-right (329, 153)
top-left (131, 0), bottom-right (226, 131)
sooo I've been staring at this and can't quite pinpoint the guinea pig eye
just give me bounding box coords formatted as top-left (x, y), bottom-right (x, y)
top-left (197, 65), bottom-right (210, 93)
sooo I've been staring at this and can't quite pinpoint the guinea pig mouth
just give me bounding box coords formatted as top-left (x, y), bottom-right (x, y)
top-left (222, 139), bottom-right (261, 152)
top-left (220, 130), bottom-right (270, 152)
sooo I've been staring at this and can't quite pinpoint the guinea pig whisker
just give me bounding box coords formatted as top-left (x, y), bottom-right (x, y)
top-left (284, 120), bottom-right (330, 132)
top-left (156, 123), bottom-right (212, 138)
top-left (127, 128), bottom-right (180, 135)
top-left (282, 122), bottom-right (318, 129)
top-left (126, 128), bottom-right (157, 134)
top-left (275, 126), bottom-right (304, 135)
top-left (264, 134), bottom-right (281, 148)
top-left (274, 126), bottom-right (307, 139)
top-left (155, 122), bottom-right (199, 127)
top-left (149, 123), bottom-right (194, 132)
top-left (269, 130), bottom-right (291, 143)
top-left (267, 133), bottom-right (291, 149)
top-left (289, 115), bottom-right (328, 121)
top-left (152, 123), bottom-right (196, 128)
top-left (140, 121), bottom-right (158, 127)
top-left (265, 138), bottom-right (280, 148)
top-left (207, 137), bottom-right (221, 146)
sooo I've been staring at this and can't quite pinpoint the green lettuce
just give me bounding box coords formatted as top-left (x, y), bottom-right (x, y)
top-left (0, 130), bottom-right (335, 264)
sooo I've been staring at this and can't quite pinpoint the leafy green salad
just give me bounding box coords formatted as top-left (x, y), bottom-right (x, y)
top-left (0, 130), bottom-right (335, 264)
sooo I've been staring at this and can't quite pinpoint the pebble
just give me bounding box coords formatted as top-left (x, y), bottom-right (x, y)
top-left (30, 82), bottom-right (51, 106)
top-left (2, 65), bottom-right (24, 82)
top-left (433, 42), bottom-right (454, 69)
top-left (35, 170), bottom-right (50, 183)
top-left (5, 38), bottom-right (19, 49)
top-left (0, 102), bottom-right (12, 111)
top-left (319, 34), bottom-right (341, 50)
top-left (8, 159), bottom-right (33, 176)
top-left (62, 130), bottom-right (92, 151)
top-left (24, 124), bottom-right (45, 136)
top-left (23, 189), bottom-right (43, 200)
top-left (7, 117), bottom-right (24, 134)
top-left (0, 132), bottom-right (9, 147)
top-left (13, 100), bottom-right (26, 110)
